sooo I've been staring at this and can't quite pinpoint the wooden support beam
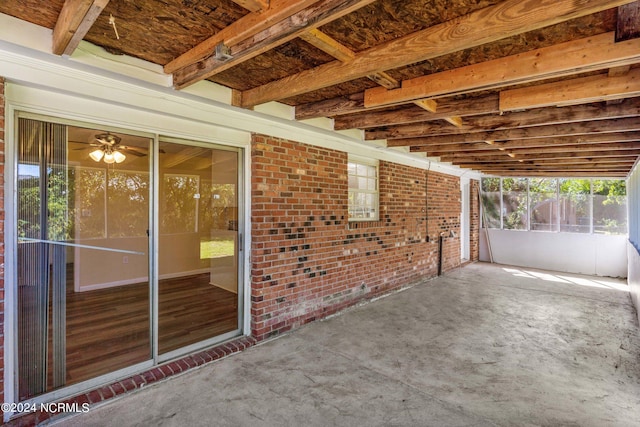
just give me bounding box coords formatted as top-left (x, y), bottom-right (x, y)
top-left (299, 29), bottom-right (400, 90)
top-left (458, 158), bottom-right (637, 167)
top-left (296, 92), bottom-right (366, 120)
top-left (165, 0), bottom-right (318, 74)
top-left (299, 28), bottom-right (356, 62)
top-left (414, 99), bottom-right (438, 113)
top-left (440, 149), bottom-right (640, 163)
top-left (330, 94), bottom-right (500, 128)
top-left (398, 132), bottom-right (640, 150)
top-left (173, 0), bottom-right (376, 89)
top-left (52, 0), bottom-right (110, 56)
top-left (369, 97), bottom-right (640, 140)
top-left (500, 68), bottom-right (640, 112)
top-left (386, 117), bottom-right (640, 146)
top-left (364, 32), bottom-right (640, 109)
top-left (410, 135), bottom-right (640, 153)
top-left (422, 142), bottom-right (640, 157)
top-left (240, 0), bottom-right (637, 107)
top-left (231, 0), bottom-right (269, 12)
top-left (481, 170), bottom-right (628, 178)
top-left (616, 0), bottom-right (640, 41)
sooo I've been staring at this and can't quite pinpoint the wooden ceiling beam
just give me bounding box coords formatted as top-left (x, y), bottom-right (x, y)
top-left (397, 132), bottom-right (640, 150)
top-left (52, 0), bottom-right (110, 56)
top-left (616, 0), bottom-right (640, 41)
top-left (458, 158), bottom-right (637, 167)
top-left (239, 0), bottom-right (636, 108)
top-left (365, 32), bottom-right (640, 109)
top-left (481, 171), bottom-right (629, 178)
top-left (441, 149), bottom-right (640, 163)
top-left (231, 0), bottom-right (269, 12)
top-left (173, 0), bottom-right (376, 89)
top-left (165, 0), bottom-right (318, 74)
top-left (500, 68), bottom-right (640, 111)
top-left (368, 97), bottom-right (640, 140)
top-left (386, 117), bottom-right (640, 146)
top-left (295, 92), bottom-right (367, 120)
top-left (299, 29), bottom-right (400, 90)
top-left (422, 142), bottom-right (640, 157)
top-left (408, 133), bottom-right (640, 153)
top-left (296, 93), bottom-right (498, 123)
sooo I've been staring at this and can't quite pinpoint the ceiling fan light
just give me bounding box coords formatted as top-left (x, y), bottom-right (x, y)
top-left (113, 150), bottom-right (126, 163)
top-left (103, 152), bottom-right (116, 164)
top-left (89, 149), bottom-right (104, 162)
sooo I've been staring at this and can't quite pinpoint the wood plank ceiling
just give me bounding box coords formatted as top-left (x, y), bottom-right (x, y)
top-left (1, 0), bottom-right (639, 177)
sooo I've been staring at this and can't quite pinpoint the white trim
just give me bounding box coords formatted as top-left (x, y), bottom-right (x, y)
top-left (460, 177), bottom-right (471, 261)
top-left (3, 103), bottom-right (17, 423)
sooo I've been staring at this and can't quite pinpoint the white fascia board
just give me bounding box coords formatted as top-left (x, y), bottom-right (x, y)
top-left (0, 17), bottom-right (476, 178)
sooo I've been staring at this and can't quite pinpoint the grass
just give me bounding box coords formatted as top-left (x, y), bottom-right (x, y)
top-left (200, 238), bottom-right (235, 259)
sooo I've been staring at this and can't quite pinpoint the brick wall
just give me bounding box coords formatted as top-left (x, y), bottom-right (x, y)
top-left (251, 134), bottom-right (462, 341)
top-left (0, 76), bottom-right (5, 405)
top-left (470, 179), bottom-right (480, 262)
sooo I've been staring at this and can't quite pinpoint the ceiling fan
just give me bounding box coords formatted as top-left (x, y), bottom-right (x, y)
top-left (87, 132), bottom-right (146, 164)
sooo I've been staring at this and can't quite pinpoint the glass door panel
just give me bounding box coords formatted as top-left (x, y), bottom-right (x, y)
top-left (158, 140), bottom-right (239, 355)
top-left (16, 119), bottom-right (152, 399)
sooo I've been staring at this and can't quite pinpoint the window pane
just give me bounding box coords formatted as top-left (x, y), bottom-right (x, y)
top-left (529, 178), bottom-right (558, 231)
top-left (559, 179), bottom-right (590, 233)
top-left (593, 179), bottom-right (627, 234)
top-left (502, 178), bottom-right (527, 230)
top-left (481, 178), bottom-right (500, 228)
top-left (348, 160), bottom-right (379, 221)
top-left (17, 119), bottom-right (152, 400)
top-left (161, 174), bottom-right (199, 234)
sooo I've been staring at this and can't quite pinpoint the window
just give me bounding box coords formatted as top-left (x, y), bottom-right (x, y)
top-left (348, 158), bottom-right (379, 221)
top-left (529, 178), bottom-right (558, 231)
top-left (559, 179), bottom-right (590, 233)
top-left (480, 177), bottom-right (501, 228)
top-left (502, 178), bottom-right (528, 230)
top-left (481, 177), bottom-right (627, 235)
top-left (593, 179), bottom-right (627, 234)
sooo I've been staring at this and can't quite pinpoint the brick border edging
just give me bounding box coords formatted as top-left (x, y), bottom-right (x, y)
top-left (5, 336), bottom-right (257, 426)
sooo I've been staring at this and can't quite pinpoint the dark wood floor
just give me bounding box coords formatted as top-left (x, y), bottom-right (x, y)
top-left (60, 271), bottom-right (238, 388)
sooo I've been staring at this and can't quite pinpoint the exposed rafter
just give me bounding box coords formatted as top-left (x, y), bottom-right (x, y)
top-left (364, 32), bottom-right (640, 109)
top-left (231, 0), bottom-right (269, 12)
top-left (499, 68), bottom-right (640, 111)
top-left (52, 0), bottom-right (110, 56)
top-left (240, 0), bottom-right (637, 107)
top-left (386, 117), bottom-right (640, 146)
top-left (367, 98), bottom-right (640, 140)
top-left (172, 0), bottom-right (377, 89)
top-left (164, 0), bottom-right (319, 74)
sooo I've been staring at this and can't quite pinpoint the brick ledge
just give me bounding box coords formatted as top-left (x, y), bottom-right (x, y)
top-left (6, 336), bottom-right (257, 426)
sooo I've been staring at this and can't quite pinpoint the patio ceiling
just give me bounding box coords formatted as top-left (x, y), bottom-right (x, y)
top-left (1, 0), bottom-right (639, 177)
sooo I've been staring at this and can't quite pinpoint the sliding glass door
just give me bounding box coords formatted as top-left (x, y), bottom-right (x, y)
top-left (14, 117), bottom-right (243, 401)
top-left (157, 139), bottom-right (240, 355)
top-left (16, 118), bottom-right (152, 399)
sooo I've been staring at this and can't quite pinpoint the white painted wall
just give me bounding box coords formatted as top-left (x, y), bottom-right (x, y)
top-left (479, 229), bottom-right (627, 278)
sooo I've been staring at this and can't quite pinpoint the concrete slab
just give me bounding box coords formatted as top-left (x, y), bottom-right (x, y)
top-left (54, 263), bottom-right (640, 427)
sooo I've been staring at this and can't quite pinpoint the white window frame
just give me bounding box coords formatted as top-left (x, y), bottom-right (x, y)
top-left (348, 156), bottom-right (379, 221)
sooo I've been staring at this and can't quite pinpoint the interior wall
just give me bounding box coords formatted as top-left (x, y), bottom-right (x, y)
top-left (250, 135), bottom-right (465, 341)
top-left (479, 229), bottom-right (628, 278)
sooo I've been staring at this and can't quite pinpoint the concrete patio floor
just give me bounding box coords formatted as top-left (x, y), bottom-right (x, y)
top-left (55, 262), bottom-right (640, 426)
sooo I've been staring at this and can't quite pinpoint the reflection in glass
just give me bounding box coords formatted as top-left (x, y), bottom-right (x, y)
top-left (16, 119), bottom-right (151, 400)
top-left (158, 141), bottom-right (239, 354)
